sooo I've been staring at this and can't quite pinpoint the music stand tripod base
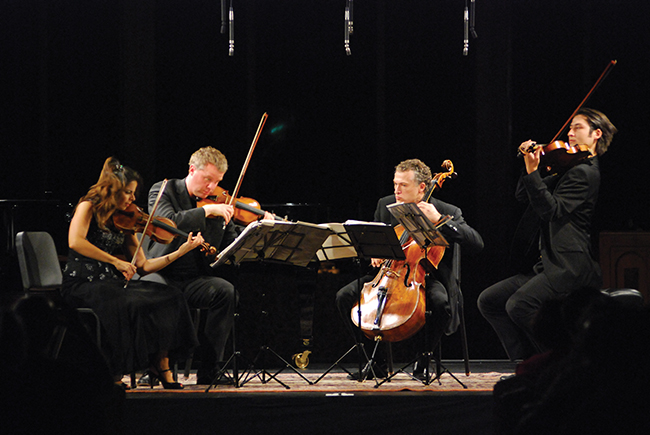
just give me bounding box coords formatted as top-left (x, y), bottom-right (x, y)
top-left (313, 221), bottom-right (404, 385)
top-left (211, 220), bottom-right (331, 388)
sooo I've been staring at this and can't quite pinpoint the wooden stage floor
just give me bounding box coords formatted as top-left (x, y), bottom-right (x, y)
top-left (123, 359), bottom-right (514, 395)
top-left (121, 360), bottom-right (514, 435)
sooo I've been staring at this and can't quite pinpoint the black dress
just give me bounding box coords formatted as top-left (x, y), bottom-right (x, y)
top-left (61, 218), bottom-right (199, 376)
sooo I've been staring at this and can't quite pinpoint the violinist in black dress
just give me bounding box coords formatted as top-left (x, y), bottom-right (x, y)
top-left (62, 157), bottom-right (202, 389)
top-left (477, 108), bottom-right (618, 360)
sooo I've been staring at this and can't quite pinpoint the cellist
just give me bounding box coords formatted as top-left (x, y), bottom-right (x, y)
top-left (336, 158), bottom-right (484, 380)
top-left (477, 108), bottom-right (617, 362)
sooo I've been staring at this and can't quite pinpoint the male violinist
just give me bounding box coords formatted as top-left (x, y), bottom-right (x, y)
top-left (335, 158), bottom-right (484, 380)
top-left (145, 146), bottom-right (273, 385)
top-left (477, 108), bottom-right (617, 361)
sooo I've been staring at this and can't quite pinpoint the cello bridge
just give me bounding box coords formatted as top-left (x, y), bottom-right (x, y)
top-left (385, 270), bottom-right (400, 279)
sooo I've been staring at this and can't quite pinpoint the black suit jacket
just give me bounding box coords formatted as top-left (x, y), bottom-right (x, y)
top-left (518, 157), bottom-right (602, 292)
top-left (373, 195), bottom-right (484, 334)
top-left (147, 178), bottom-right (238, 279)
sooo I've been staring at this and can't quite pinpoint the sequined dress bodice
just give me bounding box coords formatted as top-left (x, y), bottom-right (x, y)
top-left (63, 218), bottom-right (126, 282)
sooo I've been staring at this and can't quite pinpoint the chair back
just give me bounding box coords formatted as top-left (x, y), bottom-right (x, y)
top-left (445, 243), bottom-right (462, 335)
top-left (15, 231), bottom-right (63, 291)
top-left (601, 288), bottom-right (644, 307)
top-left (132, 233), bottom-right (169, 284)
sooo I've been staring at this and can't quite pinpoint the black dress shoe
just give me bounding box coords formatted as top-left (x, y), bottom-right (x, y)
top-left (413, 356), bottom-right (434, 381)
top-left (196, 369), bottom-right (233, 386)
top-left (347, 363), bottom-right (387, 381)
top-left (137, 370), bottom-right (159, 387)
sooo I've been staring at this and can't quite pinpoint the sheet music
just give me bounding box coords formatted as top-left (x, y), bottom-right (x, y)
top-left (316, 222), bottom-right (356, 261)
top-left (210, 220), bottom-right (273, 267)
top-left (211, 220), bottom-right (332, 268)
top-left (387, 202), bottom-right (449, 248)
top-left (316, 220), bottom-right (401, 261)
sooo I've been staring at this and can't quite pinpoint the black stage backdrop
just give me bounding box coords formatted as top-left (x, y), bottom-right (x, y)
top-left (2, 1), bottom-right (649, 360)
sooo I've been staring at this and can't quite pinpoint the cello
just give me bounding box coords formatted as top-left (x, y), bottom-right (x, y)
top-left (351, 160), bottom-right (457, 343)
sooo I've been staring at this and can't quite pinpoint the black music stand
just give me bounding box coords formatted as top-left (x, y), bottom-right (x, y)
top-left (209, 219), bottom-right (332, 389)
top-left (387, 202), bottom-right (450, 250)
top-left (373, 203), bottom-right (467, 388)
top-left (312, 221), bottom-right (405, 385)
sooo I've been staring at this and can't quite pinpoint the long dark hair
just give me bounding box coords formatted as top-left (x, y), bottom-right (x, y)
top-left (577, 108), bottom-right (617, 156)
top-left (77, 157), bottom-right (142, 229)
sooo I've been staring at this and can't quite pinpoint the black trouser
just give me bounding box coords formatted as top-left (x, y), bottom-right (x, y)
top-left (169, 275), bottom-right (237, 369)
top-left (477, 268), bottom-right (560, 361)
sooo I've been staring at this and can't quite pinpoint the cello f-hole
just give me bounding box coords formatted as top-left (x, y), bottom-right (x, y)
top-left (403, 263), bottom-right (411, 287)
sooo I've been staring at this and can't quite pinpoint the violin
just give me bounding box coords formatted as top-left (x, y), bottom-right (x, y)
top-left (113, 203), bottom-right (217, 256)
top-left (197, 186), bottom-right (283, 226)
top-left (351, 160), bottom-right (456, 342)
top-left (520, 140), bottom-right (592, 172)
top-left (518, 60), bottom-right (617, 172)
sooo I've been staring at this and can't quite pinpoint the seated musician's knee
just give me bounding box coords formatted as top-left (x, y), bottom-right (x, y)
top-left (505, 295), bottom-right (536, 329)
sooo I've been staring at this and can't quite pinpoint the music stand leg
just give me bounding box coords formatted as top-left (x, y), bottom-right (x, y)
top-left (204, 349), bottom-right (243, 391)
top-left (312, 341), bottom-right (370, 384)
top-left (238, 273), bottom-right (313, 388)
top-left (374, 350), bottom-right (467, 388)
top-left (205, 313), bottom-right (244, 391)
top-left (360, 337), bottom-right (383, 386)
top-left (375, 316), bottom-right (467, 388)
top-left (315, 260), bottom-right (378, 384)
top-left (238, 344), bottom-right (313, 388)
top-left (426, 351), bottom-right (468, 388)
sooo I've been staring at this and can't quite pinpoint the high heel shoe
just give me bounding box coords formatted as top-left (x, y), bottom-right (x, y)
top-left (148, 368), bottom-right (183, 390)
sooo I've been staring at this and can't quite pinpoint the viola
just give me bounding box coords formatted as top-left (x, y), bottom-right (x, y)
top-left (196, 113), bottom-right (281, 226)
top-left (113, 203), bottom-right (217, 256)
top-left (351, 160), bottom-right (456, 342)
top-left (197, 186), bottom-right (283, 226)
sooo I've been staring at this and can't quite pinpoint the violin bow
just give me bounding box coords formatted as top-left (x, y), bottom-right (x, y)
top-left (228, 113), bottom-right (268, 205)
top-left (548, 60), bottom-right (617, 143)
top-left (124, 179), bottom-right (168, 288)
